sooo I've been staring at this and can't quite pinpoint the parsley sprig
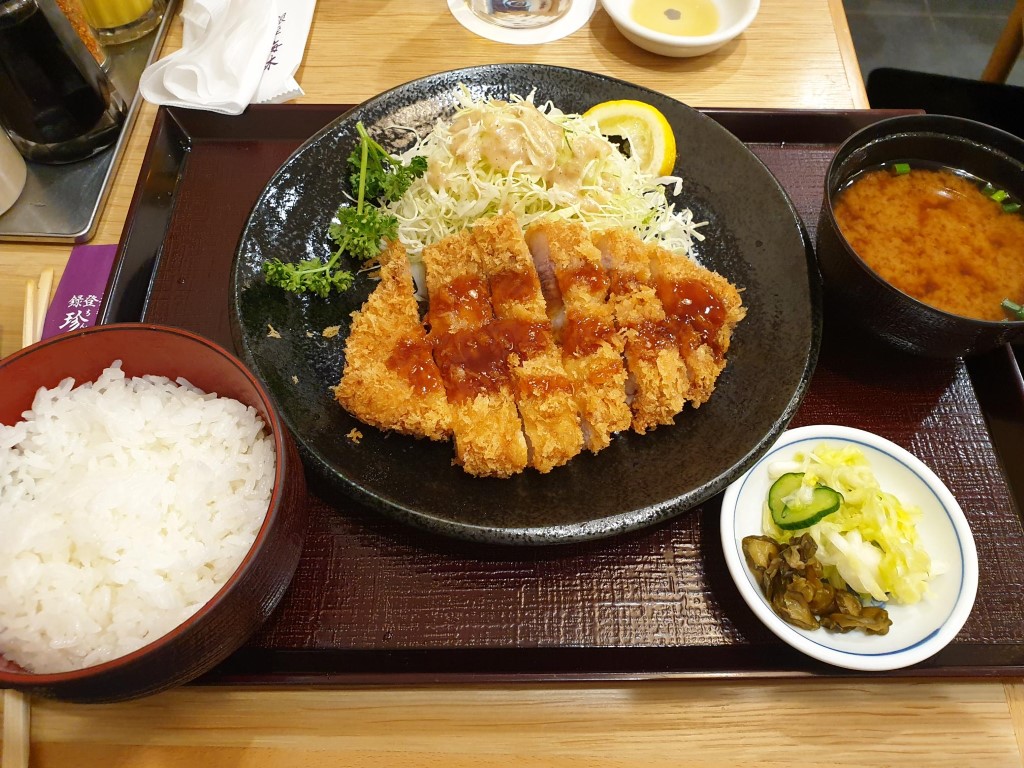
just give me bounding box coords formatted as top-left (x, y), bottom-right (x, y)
top-left (262, 122), bottom-right (426, 297)
top-left (349, 122), bottom-right (428, 203)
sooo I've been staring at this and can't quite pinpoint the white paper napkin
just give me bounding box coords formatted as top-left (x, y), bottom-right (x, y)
top-left (140, 0), bottom-right (315, 115)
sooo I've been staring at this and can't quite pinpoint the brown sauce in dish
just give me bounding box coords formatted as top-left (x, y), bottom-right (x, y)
top-left (657, 277), bottom-right (726, 357)
top-left (386, 336), bottom-right (445, 396)
top-left (833, 164), bottom-right (1024, 321)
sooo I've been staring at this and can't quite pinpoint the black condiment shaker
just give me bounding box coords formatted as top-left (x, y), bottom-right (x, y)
top-left (0, 0), bottom-right (126, 164)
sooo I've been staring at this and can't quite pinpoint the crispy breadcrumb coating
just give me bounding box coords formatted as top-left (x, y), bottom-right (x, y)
top-left (334, 241), bottom-right (452, 441)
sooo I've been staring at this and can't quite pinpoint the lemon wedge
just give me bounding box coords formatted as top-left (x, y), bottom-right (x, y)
top-left (583, 100), bottom-right (677, 177)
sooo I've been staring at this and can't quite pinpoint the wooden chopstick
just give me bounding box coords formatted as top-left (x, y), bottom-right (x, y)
top-left (20, 280), bottom-right (35, 350)
top-left (34, 269), bottom-right (53, 345)
top-left (5, 270), bottom-right (51, 768)
top-left (20, 268), bottom-right (54, 349)
top-left (2, 689), bottom-right (30, 768)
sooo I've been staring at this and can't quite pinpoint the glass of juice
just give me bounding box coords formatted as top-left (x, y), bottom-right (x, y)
top-left (79, 0), bottom-right (163, 44)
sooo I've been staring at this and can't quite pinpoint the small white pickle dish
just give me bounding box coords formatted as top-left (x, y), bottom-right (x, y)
top-left (600, 0), bottom-right (760, 57)
top-left (720, 424), bottom-right (978, 672)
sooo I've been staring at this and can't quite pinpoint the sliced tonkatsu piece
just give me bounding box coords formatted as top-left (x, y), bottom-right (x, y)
top-left (422, 228), bottom-right (529, 478)
top-left (473, 214), bottom-right (583, 473)
top-left (334, 241), bottom-right (452, 441)
top-left (593, 229), bottom-right (689, 434)
top-left (525, 219), bottom-right (631, 453)
top-left (647, 243), bottom-right (746, 407)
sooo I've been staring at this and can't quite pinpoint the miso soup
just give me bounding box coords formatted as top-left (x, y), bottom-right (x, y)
top-left (833, 162), bottom-right (1024, 321)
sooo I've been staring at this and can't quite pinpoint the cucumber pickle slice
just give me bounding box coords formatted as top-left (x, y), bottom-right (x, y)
top-left (768, 472), bottom-right (843, 530)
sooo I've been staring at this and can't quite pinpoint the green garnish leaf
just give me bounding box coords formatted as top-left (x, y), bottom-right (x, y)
top-left (264, 121), bottom-right (426, 297)
top-left (263, 255), bottom-right (354, 298)
top-left (1002, 298), bottom-right (1024, 320)
top-left (1002, 202), bottom-right (1021, 214)
top-left (893, 162), bottom-right (911, 175)
top-left (348, 122), bottom-right (427, 204)
top-left (992, 189), bottom-right (1009, 203)
top-left (329, 205), bottom-right (399, 262)
top-left (982, 183), bottom-right (997, 197)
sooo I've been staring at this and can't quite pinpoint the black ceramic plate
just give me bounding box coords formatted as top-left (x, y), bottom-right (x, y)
top-left (231, 64), bottom-right (821, 545)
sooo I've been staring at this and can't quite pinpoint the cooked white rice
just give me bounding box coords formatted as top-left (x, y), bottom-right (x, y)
top-left (0, 362), bottom-right (275, 673)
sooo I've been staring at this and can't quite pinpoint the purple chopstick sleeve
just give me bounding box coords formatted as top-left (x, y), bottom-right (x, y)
top-left (41, 244), bottom-right (118, 340)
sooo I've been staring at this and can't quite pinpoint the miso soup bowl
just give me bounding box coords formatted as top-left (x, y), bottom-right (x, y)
top-left (0, 324), bottom-right (308, 703)
top-left (816, 114), bottom-right (1024, 358)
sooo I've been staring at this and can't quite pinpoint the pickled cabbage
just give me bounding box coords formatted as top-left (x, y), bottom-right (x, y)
top-left (762, 444), bottom-right (934, 604)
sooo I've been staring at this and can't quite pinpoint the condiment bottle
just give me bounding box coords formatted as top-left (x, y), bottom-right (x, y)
top-left (0, 0), bottom-right (126, 164)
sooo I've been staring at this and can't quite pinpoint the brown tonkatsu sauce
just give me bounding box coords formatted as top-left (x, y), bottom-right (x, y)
top-left (561, 313), bottom-right (616, 357)
top-left (426, 273), bottom-right (491, 334)
top-left (515, 373), bottom-right (574, 399)
top-left (657, 277), bottom-right (727, 357)
top-left (559, 261), bottom-right (609, 296)
top-left (431, 320), bottom-right (553, 402)
top-left (421, 272), bottom-right (727, 397)
top-left (630, 319), bottom-right (679, 357)
top-left (385, 337), bottom-right (445, 397)
top-left (490, 268), bottom-right (542, 308)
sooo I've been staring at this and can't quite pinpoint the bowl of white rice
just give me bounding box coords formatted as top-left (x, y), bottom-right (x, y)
top-left (0, 324), bottom-right (307, 702)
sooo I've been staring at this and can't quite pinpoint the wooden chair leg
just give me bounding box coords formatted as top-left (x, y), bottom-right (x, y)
top-left (981, 0), bottom-right (1024, 83)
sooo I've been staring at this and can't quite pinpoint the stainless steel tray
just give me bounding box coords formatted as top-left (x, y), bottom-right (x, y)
top-left (0, 3), bottom-right (176, 244)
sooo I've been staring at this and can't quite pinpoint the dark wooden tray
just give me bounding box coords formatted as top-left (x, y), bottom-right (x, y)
top-left (102, 104), bottom-right (1024, 682)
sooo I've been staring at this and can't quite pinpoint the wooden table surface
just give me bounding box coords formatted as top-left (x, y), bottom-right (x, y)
top-left (3, 2), bottom-right (1024, 767)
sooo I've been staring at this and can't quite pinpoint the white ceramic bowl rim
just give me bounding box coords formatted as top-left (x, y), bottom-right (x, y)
top-left (603, 0), bottom-right (761, 46)
top-left (719, 424), bottom-right (979, 672)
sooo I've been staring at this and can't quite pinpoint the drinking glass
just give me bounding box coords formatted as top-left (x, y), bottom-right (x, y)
top-left (0, 129), bottom-right (27, 216)
top-left (78, 0), bottom-right (163, 44)
top-left (468, 0), bottom-right (573, 29)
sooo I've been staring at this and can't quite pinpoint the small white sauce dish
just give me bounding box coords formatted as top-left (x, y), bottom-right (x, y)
top-left (600, 0), bottom-right (759, 57)
top-left (720, 424), bottom-right (979, 672)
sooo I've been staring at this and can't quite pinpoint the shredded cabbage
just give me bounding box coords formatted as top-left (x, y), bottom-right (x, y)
top-left (386, 88), bottom-right (706, 260)
top-left (762, 444), bottom-right (934, 604)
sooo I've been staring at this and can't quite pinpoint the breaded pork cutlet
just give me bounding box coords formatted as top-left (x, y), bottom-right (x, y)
top-left (525, 219), bottom-right (631, 453)
top-left (423, 229), bottom-right (529, 478)
top-left (593, 229), bottom-right (689, 433)
top-left (334, 241), bottom-right (452, 441)
top-left (647, 242), bottom-right (746, 407)
top-left (473, 214), bottom-right (583, 472)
